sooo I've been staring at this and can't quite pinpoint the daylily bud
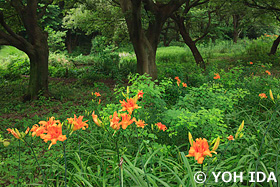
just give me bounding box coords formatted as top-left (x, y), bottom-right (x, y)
top-left (188, 132), bottom-right (193, 146)
top-left (269, 89), bottom-right (274, 101)
top-left (212, 136), bottom-right (220, 152)
top-left (235, 120), bottom-right (244, 139)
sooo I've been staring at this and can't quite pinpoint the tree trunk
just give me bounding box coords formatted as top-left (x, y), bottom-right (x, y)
top-left (119, 0), bottom-right (158, 79)
top-left (66, 30), bottom-right (72, 54)
top-left (233, 14), bottom-right (240, 43)
top-left (26, 44), bottom-right (49, 100)
top-left (187, 41), bottom-right (205, 69)
top-left (133, 35), bottom-right (157, 79)
top-left (119, 0), bottom-right (185, 80)
top-left (175, 16), bottom-right (205, 69)
top-left (269, 35), bottom-right (280, 55)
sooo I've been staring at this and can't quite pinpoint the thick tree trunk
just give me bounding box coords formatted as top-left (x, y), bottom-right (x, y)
top-left (119, 0), bottom-right (158, 80)
top-left (119, 0), bottom-right (185, 80)
top-left (134, 40), bottom-right (157, 78)
top-left (269, 35), bottom-right (280, 55)
top-left (26, 45), bottom-right (49, 100)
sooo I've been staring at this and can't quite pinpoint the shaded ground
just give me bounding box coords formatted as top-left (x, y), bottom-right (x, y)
top-left (0, 76), bottom-right (119, 133)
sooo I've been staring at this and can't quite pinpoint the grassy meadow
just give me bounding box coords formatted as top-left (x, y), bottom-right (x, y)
top-left (0, 36), bottom-right (280, 186)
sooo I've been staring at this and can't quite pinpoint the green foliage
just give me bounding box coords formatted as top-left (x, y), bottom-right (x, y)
top-left (3, 58), bottom-right (29, 80)
top-left (1, 36), bottom-right (280, 186)
top-left (46, 27), bottom-right (67, 52)
top-left (175, 83), bottom-right (248, 113)
top-left (245, 34), bottom-right (280, 64)
top-left (163, 107), bottom-right (226, 141)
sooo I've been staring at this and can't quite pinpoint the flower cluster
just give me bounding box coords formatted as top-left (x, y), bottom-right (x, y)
top-left (265, 70), bottom-right (271, 75)
top-left (67, 114), bottom-right (89, 132)
top-left (174, 77), bottom-right (187, 87)
top-left (30, 117), bottom-right (67, 149)
top-left (93, 89), bottom-right (167, 132)
top-left (155, 122), bottom-right (167, 131)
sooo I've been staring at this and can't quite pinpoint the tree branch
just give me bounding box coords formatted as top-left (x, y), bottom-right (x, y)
top-left (0, 30), bottom-right (26, 51)
top-left (244, 0), bottom-right (280, 12)
top-left (142, 0), bottom-right (158, 13)
top-left (0, 11), bottom-right (28, 45)
top-left (194, 11), bottom-right (211, 43)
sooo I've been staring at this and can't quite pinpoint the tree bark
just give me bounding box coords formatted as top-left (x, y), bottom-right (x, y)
top-left (26, 41), bottom-right (49, 100)
top-left (173, 16), bottom-right (206, 69)
top-left (181, 31), bottom-right (205, 69)
top-left (233, 14), bottom-right (240, 43)
top-left (269, 35), bottom-right (280, 55)
top-left (119, 0), bottom-right (185, 80)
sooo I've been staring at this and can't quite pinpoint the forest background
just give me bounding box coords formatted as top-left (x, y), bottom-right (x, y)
top-left (0, 0), bottom-right (280, 186)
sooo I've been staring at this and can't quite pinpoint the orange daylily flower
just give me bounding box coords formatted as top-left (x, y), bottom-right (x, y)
top-left (119, 98), bottom-right (140, 115)
top-left (137, 90), bottom-right (144, 99)
top-left (30, 125), bottom-right (46, 137)
top-left (249, 62), bottom-right (253, 64)
top-left (186, 138), bottom-right (214, 164)
top-left (39, 123), bottom-right (67, 149)
top-left (182, 83), bottom-right (187, 87)
top-left (213, 73), bottom-right (220, 79)
top-left (38, 117), bottom-right (61, 131)
top-left (227, 135), bottom-right (234, 141)
top-left (174, 77), bottom-right (180, 81)
top-left (175, 77), bottom-right (181, 86)
top-left (110, 111), bottom-right (121, 130)
top-left (94, 92), bottom-right (101, 97)
top-left (265, 70), bottom-right (271, 75)
top-left (30, 117), bottom-right (67, 149)
top-left (259, 93), bottom-right (267, 99)
top-left (67, 114), bottom-right (89, 131)
top-left (135, 119), bottom-right (147, 128)
top-left (31, 117), bottom-right (61, 137)
top-left (119, 113), bottom-right (135, 130)
top-left (155, 122), bottom-right (167, 131)
top-left (261, 65), bottom-right (265, 67)
top-left (92, 111), bottom-right (102, 127)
